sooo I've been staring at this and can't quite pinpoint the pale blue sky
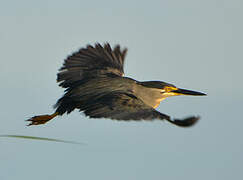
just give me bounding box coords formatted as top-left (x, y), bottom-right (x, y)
top-left (0, 0), bottom-right (242, 179)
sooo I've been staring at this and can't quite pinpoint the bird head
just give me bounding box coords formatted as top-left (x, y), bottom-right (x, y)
top-left (140, 81), bottom-right (206, 104)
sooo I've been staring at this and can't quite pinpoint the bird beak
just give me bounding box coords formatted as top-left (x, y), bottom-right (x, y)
top-left (172, 88), bottom-right (206, 96)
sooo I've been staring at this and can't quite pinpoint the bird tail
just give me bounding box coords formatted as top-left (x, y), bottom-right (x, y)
top-left (26, 112), bottom-right (59, 126)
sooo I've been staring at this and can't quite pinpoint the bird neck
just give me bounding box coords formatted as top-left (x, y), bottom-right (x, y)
top-left (133, 84), bottom-right (165, 108)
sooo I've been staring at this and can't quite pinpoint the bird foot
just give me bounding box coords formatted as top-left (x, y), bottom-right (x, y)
top-left (26, 113), bottom-right (58, 126)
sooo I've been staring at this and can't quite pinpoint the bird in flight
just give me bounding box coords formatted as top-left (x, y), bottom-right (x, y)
top-left (27, 43), bottom-right (206, 127)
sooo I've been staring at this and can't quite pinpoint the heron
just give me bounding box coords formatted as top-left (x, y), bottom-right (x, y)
top-left (27, 43), bottom-right (206, 127)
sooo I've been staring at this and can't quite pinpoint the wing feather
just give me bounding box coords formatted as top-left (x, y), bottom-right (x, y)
top-left (80, 92), bottom-right (199, 127)
top-left (57, 43), bottom-right (127, 88)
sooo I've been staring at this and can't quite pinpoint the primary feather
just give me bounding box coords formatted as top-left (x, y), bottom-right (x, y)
top-left (57, 43), bottom-right (127, 89)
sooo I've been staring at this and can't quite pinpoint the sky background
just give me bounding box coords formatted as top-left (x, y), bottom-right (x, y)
top-left (0, 0), bottom-right (242, 179)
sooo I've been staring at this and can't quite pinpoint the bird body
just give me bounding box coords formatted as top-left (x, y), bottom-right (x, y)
top-left (27, 43), bottom-right (206, 127)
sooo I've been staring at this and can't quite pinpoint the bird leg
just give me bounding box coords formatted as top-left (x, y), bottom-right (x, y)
top-left (26, 112), bottom-right (58, 126)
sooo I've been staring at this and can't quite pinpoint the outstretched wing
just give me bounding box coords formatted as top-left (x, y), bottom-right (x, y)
top-left (80, 92), bottom-right (199, 127)
top-left (57, 43), bottom-right (128, 88)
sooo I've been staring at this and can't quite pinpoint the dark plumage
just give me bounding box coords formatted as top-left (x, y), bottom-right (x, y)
top-left (27, 43), bottom-right (206, 127)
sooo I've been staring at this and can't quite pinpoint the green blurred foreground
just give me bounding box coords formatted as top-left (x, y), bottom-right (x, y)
top-left (0, 135), bottom-right (84, 145)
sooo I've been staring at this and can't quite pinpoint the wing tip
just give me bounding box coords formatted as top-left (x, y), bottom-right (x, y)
top-left (168, 116), bottom-right (200, 127)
